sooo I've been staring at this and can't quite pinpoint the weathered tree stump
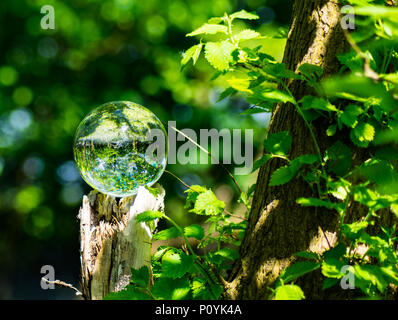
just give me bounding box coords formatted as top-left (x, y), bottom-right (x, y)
top-left (78, 185), bottom-right (165, 300)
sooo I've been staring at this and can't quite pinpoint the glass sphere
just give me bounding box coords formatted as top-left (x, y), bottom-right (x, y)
top-left (73, 101), bottom-right (168, 197)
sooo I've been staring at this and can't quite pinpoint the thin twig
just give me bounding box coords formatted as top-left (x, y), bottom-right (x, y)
top-left (168, 124), bottom-right (243, 194)
top-left (41, 277), bottom-right (83, 296)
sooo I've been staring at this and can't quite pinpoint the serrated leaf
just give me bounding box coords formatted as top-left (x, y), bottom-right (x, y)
top-left (354, 122), bottom-right (375, 142)
top-left (227, 77), bottom-right (253, 93)
top-left (191, 190), bottom-right (225, 216)
top-left (269, 165), bottom-right (295, 186)
top-left (187, 24), bottom-right (228, 37)
top-left (300, 96), bottom-right (338, 112)
top-left (135, 210), bottom-right (164, 223)
top-left (295, 251), bottom-right (320, 261)
top-left (296, 197), bottom-right (336, 210)
top-left (340, 104), bottom-right (363, 128)
top-left (274, 284), bottom-right (305, 300)
top-left (184, 224), bottom-right (205, 240)
top-left (131, 266), bottom-right (150, 288)
top-left (192, 277), bottom-right (223, 300)
top-left (279, 261), bottom-right (321, 284)
top-left (298, 63), bottom-right (323, 80)
top-left (230, 10), bottom-right (259, 20)
top-left (181, 43), bottom-right (203, 66)
top-left (153, 227), bottom-right (181, 240)
top-left (264, 131), bottom-right (292, 155)
top-left (252, 154), bottom-right (271, 172)
top-left (235, 29), bottom-right (260, 41)
top-left (261, 89), bottom-right (295, 104)
top-left (161, 251), bottom-right (194, 279)
top-left (213, 247), bottom-right (240, 261)
top-left (204, 41), bottom-right (236, 71)
top-left (321, 258), bottom-right (345, 279)
top-left (152, 277), bottom-right (191, 300)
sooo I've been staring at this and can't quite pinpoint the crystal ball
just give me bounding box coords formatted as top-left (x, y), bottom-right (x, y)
top-left (73, 101), bottom-right (168, 197)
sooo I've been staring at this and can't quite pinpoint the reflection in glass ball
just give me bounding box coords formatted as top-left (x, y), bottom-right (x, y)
top-left (73, 101), bottom-right (168, 197)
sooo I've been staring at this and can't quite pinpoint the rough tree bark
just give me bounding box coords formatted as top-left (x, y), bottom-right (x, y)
top-left (79, 185), bottom-right (165, 300)
top-left (226, 0), bottom-right (355, 299)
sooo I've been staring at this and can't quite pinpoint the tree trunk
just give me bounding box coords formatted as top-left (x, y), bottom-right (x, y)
top-left (226, 0), bottom-right (350, 299)
top-left (79, 185), bottom-right (165, 300)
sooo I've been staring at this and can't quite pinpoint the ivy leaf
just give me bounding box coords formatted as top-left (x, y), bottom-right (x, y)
top-left (135, 210), bottom-right (164, 223)
top-left (181, 43), bottom-right (203, 66)
top-left (230, 10), bottom-right (259, 20)
top-left (153, 227), bottom-right (181, 240)
top-left (161, 251), bottom-right (194, 279)
top-left (152, 277), bottom-right (191, 300)
top-left (184, 224), bottom-right (205, 240)
top-left (187, 24), bottom-right (228, 37)
top-left (264, 131), bottom-right (292, 155)
top-left (204, 41), bottom-right (236, 71)
top-left (235, 29), bottom-right (260, 41)
top-left (274, 284), bottom-right (305, 300)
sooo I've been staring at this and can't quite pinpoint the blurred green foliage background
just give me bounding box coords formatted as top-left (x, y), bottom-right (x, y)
top-left (0, 0), bottom-right (291, 298)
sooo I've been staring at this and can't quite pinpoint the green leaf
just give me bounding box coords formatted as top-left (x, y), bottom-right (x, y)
top-left (340, 105), bottom-right (363, 128)
top-left (230, 10), bottom-right (259, 20)
top-left (353, 122), bottom-right (375, 143)
top-left (181, 43), bottom-right (203, 66)
top-left (152, 277), bottom-right (191, 300)
top-left (184, 224), bottom-right (205, 240)
top-left (264, 131), bottom-right (292, 156)
top-left (269, 165), bottom-right (295, 186)
top-left (298, 63), bottom-right (323, 80)
top-left (135, 210), bottom-right (164, 223)
top-left (213, 247), bottom-right (240, 261)
top-left (326, 124), bottom-right (337, 136)
top-left (227, 77), bottom-right (253, 93)
top-left (261, 89), bottom-right (295, 104)
top-left (131, 266), bottom-right (150, 288)
top-left (295, 251), bottom-right (320, 261)
top-left (354, 265), bottom-right (389, 294)
top-left (279, 261), bottom-right (321, 284)
top-left (217, 87), bottom-right (237, 102)
top-left (300, 96), bottom-right (338, 112)
top-left (153, 227), bottom-right (181, 240)
top-left (161, 251), bottom-right (194, 279)
top-left (296, 197), bottom-right (336, 210)
top-left (274, 284), bottom-right (305, 300)
top-left (192, 277), bottom-right (223, 300)
top-left (191, 189), bottom-right (225, 216)
top-left (252, 154), bottom-right (271, 172)
top-left (321, 258), bottom-right (345, 279)
top-left (204, 41), bottom-right (236, 71)
top-left (322, 277), bottom-right (340, 290)
top-left (325, 141), bottom-right (352, 176)
top-left (187, 24), bottom-right (228, 37)
top-left (235, 29), bottom-right (260, 41)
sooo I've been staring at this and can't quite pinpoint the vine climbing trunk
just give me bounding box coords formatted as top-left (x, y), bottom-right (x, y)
top-left (226, 0), bottom-right (351, 299)
top-left (78, 185), bottom-right (165, 300)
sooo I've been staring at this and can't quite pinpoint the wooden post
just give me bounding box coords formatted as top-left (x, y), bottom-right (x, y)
top-left (78, 185), bottom-right (165, 300)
